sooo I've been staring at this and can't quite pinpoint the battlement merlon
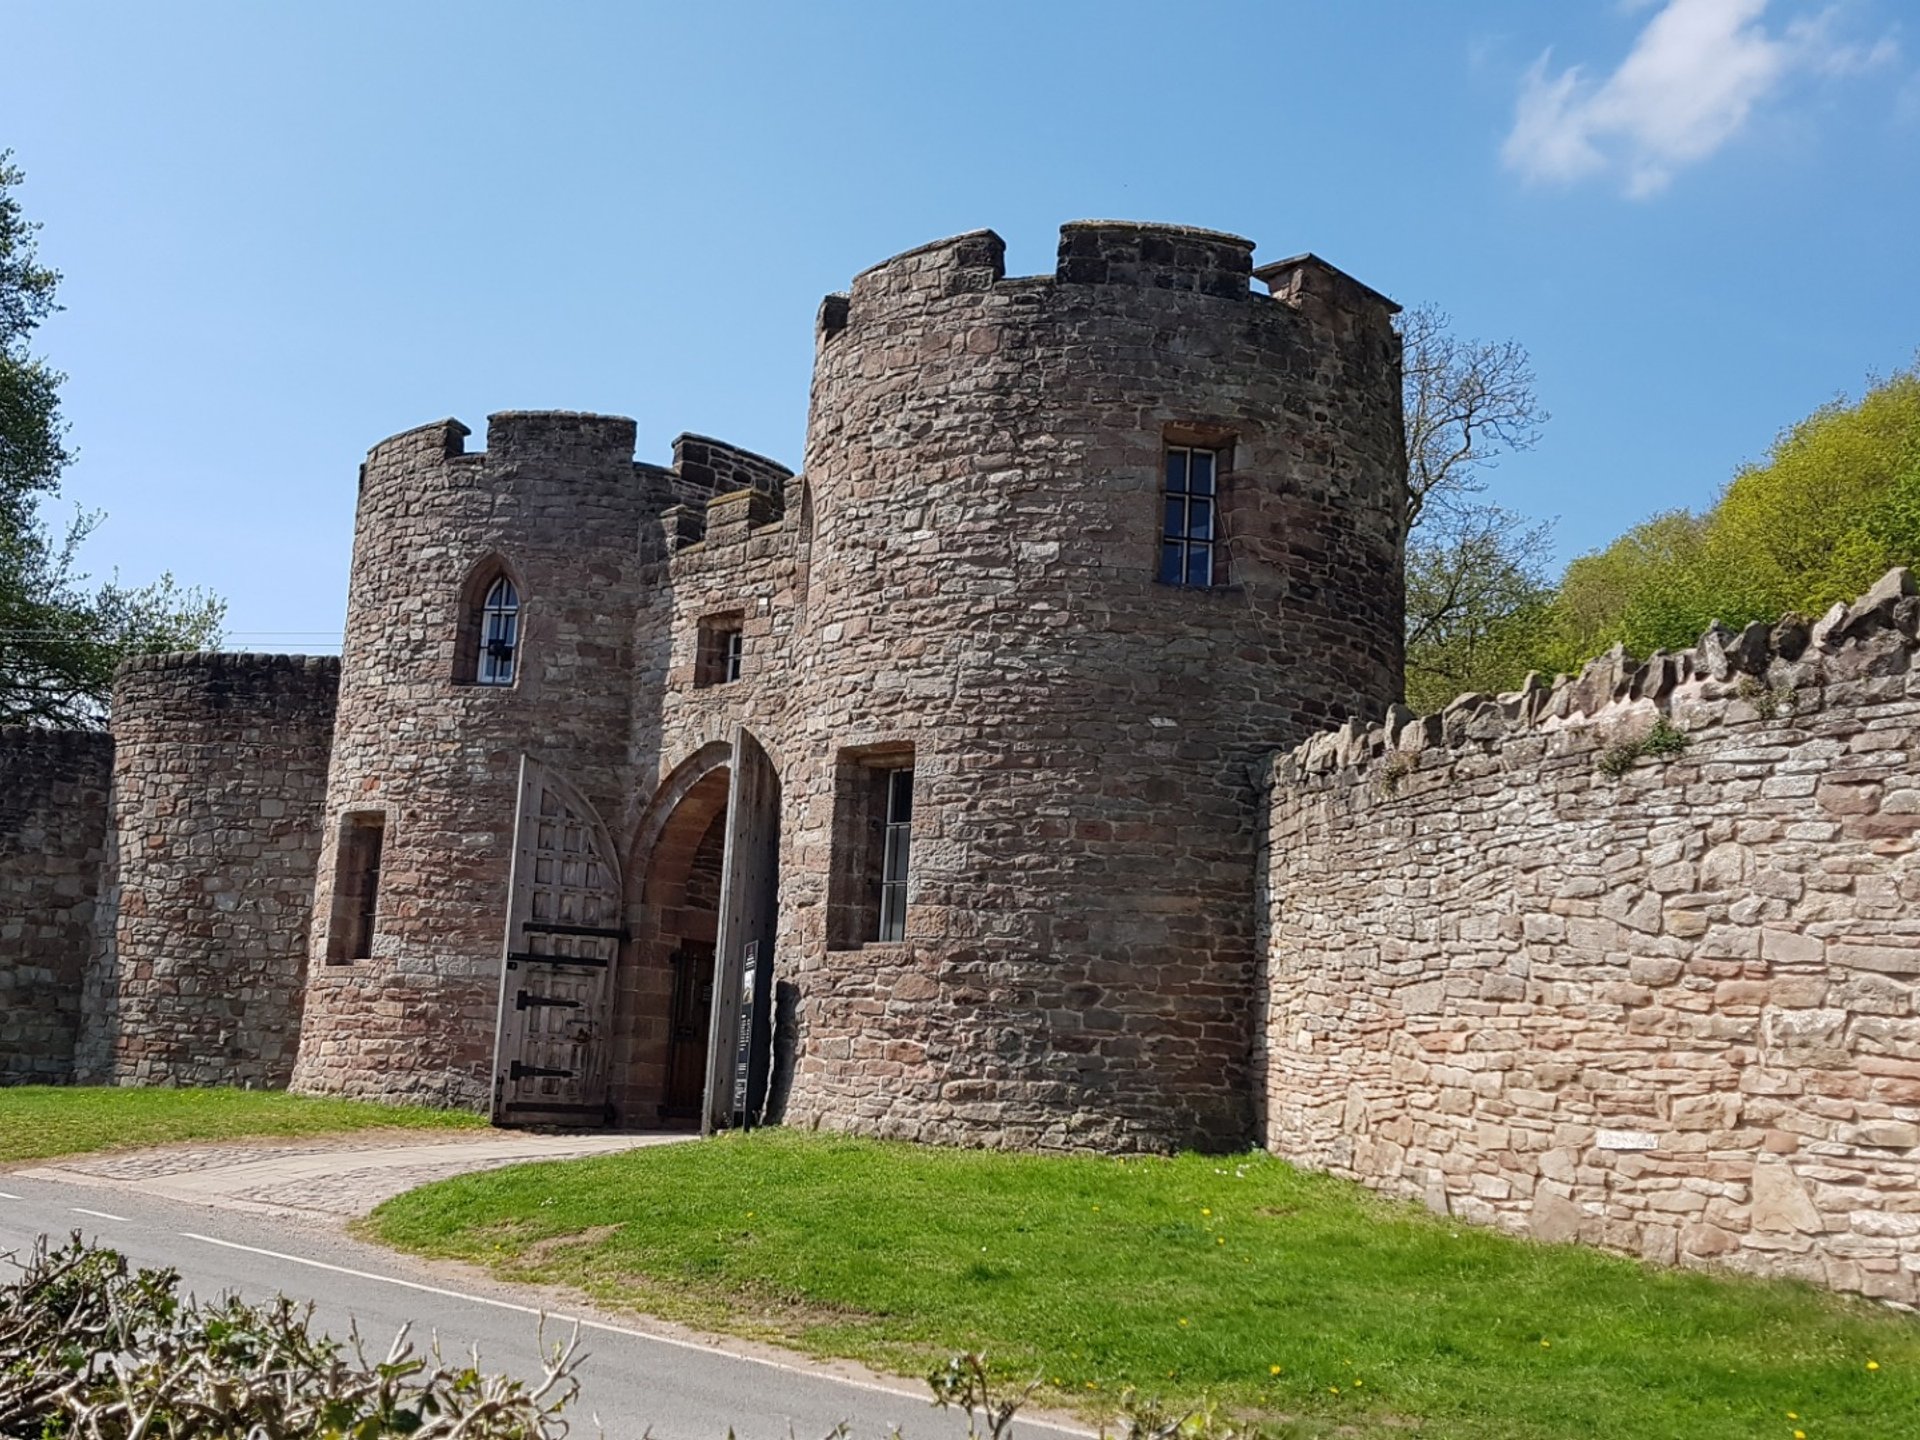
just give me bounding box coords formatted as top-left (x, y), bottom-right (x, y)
top-left (846, 229), bottom-right (1008, 307)
top-left (1254, 253), bottom-right (1402, 321)
top-left (362, 418), bottom-right (471, 476)
top-left (822, 222), bottom-right (1398, 338)
top-left (485, 411), bottom-right (639, 468)
top-left (1056, 220), bottom-right (1253, 297)
top-left (671, 433), bottom-right (793, 504)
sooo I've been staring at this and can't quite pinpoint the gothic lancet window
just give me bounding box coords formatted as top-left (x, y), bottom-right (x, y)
top-left (455, 560), bottom-right (523, 687)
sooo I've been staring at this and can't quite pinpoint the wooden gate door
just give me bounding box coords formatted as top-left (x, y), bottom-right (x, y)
top-left (491, 758), bottom-right (623, 1126)
top-left (703, 727), bottom-right (781, 1134)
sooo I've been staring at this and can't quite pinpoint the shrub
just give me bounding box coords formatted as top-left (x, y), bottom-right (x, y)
top-left (0, 1235), bottom-right (580, 1439)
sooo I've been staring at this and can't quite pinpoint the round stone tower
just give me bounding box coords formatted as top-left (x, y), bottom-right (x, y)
top-left (85, 652), bottom-right (340, 1087)
top-left (777, 223), bottom-right (1404, 1151)
top-left (289, 413), bottom-right (659, 1108)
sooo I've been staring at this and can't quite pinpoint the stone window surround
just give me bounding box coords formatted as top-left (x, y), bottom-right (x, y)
top-left (324, 808), bottom-right (390, 966)
top-left (450, 553), bottom-right (527, 689)
top-left (694, 610), bottom-right (747, 688)
top-left (825, 740), bottom-right (915, 952)
top-left (1157, 422), bottom-right (1237, 589)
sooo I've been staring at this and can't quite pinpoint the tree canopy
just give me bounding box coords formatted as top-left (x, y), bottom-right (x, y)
top-left (1553, 367), bottom-right (1920, 662)
top-left (0, 151), bottom-right (222, 727)
top-left (1405, 362), bottom-right (1920, 711)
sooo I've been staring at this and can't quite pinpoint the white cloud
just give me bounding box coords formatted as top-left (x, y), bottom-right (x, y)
top-left (1503, 0), bottom-right (1900, 197)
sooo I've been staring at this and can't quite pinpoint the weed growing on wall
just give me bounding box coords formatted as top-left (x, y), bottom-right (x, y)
top-left (1596, 716), bottom-right (1691, 779)
top-left (1377, 751), bottom-right (1416, 797)
top-left (1736, 674), bottom-right (1799, 720)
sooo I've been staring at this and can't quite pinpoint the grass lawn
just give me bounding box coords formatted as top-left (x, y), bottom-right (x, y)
top-left (369, 1129), bottom-right (1918, 1440)
top-left (0, 1086), bottom-right (485, 1163)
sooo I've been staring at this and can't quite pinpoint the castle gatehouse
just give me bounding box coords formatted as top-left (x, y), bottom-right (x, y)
top-left (4, 222), bottom-right (1913, 1306)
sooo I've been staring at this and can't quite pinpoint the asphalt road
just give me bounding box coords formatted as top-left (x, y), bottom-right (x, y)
top-left (0, 1172), bottom-right (1087, 1440)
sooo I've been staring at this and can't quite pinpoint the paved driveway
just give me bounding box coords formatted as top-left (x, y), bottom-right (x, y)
top-left (3, 1128), bottom-right (1089, 1438)
top-left (12, 1128), bottom-right (681, 1219)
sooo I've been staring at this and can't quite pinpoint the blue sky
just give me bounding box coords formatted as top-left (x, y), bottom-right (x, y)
top-left (6, 0), bottom-right (1916, 647)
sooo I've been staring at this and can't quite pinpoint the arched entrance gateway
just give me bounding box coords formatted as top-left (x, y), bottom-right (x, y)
top-left (620, 730), bottom-right (783, 1131)
top-left (490, 732), bottom-right (782, 1130)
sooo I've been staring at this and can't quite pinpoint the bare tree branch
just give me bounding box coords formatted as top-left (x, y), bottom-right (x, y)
top-left (1399, 302), bottom-right (1549, 534)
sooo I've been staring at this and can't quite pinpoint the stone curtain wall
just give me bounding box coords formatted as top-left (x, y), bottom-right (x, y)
top-left (1262, 570), bottom-right (1920, 1305)
top-left (86, 654), bottom-right (340, 1088)
top-left (0, 728), bottom-right (113, 1083)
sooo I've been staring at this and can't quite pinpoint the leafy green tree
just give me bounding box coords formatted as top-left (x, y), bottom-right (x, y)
top-left (1703, 366), bottom-right (1920, 622)
top-left (1551, 509), bottom-right (1715, 663)
top-left (1543, 365), bottom-right (1920, 667)
top-left (0, 150), bottom-right (222, 727)
top-left (1403, 504), bottom-right (1556, 710)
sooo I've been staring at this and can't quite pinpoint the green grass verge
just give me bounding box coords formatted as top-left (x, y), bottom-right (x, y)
top-left (0, 1086), bottom-right (485, 1163)
top-left (367, 1129), bottom-right (1918, 1440)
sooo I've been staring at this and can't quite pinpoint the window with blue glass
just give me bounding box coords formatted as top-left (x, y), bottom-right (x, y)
top-left (1159, 447), bottom-right (1225, 586)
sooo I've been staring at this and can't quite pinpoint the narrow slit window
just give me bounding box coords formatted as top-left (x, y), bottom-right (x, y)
top-left (878, 768), bottom-right (913, 942)
top-left (478, 576), bottom-right (520, 686)
top-left (1159, 447), bottom-right (1225, 587)
top-left (327, 814), bottom-right (386, 964)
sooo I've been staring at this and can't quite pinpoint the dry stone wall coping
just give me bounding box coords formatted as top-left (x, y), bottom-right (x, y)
top-left (1279, 567), bottom-right (1919, 785)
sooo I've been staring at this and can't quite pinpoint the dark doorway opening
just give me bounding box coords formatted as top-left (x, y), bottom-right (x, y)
top-left (619, 731), bottom-right (784, 1133)
top-left (620, 764), bottom-right (730, 1127)
top-left (663, 941), bottom-right (715, 1120)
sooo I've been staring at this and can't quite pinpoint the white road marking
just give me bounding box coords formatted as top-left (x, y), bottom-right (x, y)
top-left (70, 1207), bottom-right (130, 1223)
top-left (180, 1233), bottom-right (1094, 1436)
top-left (0, 1192), bottom-right (21, 1201)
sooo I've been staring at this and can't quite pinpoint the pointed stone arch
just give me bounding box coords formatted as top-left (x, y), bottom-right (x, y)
top-left (611, 741), bottom-right (735, 1124)
top-left (625, 739), bottom-right (735, 877)
top-left (611, 732), bottom-right (783, 1130)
